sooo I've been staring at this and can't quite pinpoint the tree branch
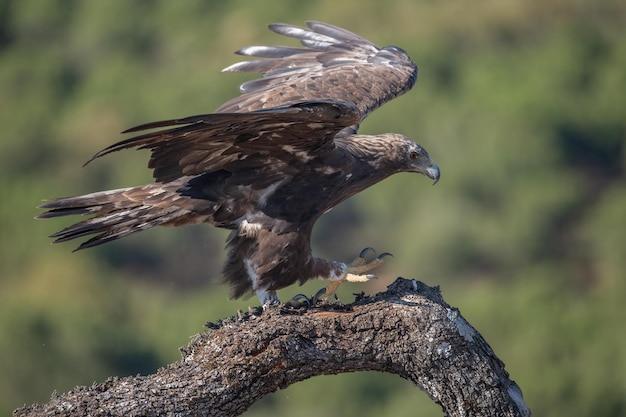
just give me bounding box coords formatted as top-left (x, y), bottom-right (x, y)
top-left (14, 278), bottom-right (530, 417)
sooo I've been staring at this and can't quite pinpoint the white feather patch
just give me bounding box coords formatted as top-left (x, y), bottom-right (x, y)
top-left (239, 219), bottom-right (262, 238)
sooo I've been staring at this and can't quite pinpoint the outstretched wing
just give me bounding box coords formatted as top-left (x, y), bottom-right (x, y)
top-left (217, 21), bottom-right (417, 128)
top-left (86, 101), bottom-right (361, 183)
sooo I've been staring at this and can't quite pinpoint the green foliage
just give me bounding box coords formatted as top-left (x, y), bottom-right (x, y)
top-left (1, 1), bottom-right (625, 416)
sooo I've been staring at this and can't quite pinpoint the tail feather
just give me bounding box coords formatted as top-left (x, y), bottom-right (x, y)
top-left (38, 184), bottom-right (208, 250)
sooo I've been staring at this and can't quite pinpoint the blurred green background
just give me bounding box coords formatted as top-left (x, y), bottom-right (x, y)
top-left (2, 0), bottom-right (625, 416)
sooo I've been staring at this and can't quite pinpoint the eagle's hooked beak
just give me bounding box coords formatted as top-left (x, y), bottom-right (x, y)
top-left (426, 162), bottom-right (440, 185)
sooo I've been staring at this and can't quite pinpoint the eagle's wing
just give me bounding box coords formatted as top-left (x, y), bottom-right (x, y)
top-left (216, 21), bottom-right (417, 126)
top-left (86, 101), bottom-right (361, 183)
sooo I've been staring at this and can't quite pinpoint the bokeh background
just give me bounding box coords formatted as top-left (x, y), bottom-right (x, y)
top-left (2, 1), bottom-right (625, 416)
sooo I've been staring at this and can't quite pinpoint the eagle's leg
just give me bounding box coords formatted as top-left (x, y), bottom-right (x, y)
top-left (256, 289), bottom-right (280, 306)
top-left (318, 248), bottom-right (392, 300)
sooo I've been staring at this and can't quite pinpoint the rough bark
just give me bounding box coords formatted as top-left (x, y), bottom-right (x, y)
top-left (14, 278), bottom-right (531, 417)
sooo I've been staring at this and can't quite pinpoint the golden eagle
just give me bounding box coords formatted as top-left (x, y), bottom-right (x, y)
top-left (38, 21), bottom-right (440, 303)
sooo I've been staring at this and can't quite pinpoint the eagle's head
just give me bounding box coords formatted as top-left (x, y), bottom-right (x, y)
top-left (385, 133), bottom-right (440, 184)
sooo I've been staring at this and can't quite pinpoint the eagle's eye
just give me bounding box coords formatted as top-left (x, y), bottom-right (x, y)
top-left (409, 151), bottom-right (420, 160)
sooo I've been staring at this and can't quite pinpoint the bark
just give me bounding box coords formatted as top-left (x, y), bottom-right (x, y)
top-left (14, 278), bottom-right (530, 417)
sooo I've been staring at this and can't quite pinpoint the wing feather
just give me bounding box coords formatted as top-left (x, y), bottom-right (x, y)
top-left (217, 20), bottom-right (418, 125)
top-left (86, 101), bottom-right (361, 183)
top-left (305, 20), bottom-right (367, 42)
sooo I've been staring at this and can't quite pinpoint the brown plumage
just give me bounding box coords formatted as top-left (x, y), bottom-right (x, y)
top-left (38, 21), bottom-right (440, 303)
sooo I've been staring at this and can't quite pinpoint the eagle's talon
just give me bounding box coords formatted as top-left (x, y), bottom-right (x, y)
top-left (285, 293), bottom-right (312, 308)
top-left (358, 247), bottom-right (376, 259)
top-left (346, 247), bottom-right (390, 275)
top-left (349, 249), bottom-right (372, 267)
top-left (311, 287), bottom-right (328, 304)
top-left (349, 247), bottom-right (377, 267)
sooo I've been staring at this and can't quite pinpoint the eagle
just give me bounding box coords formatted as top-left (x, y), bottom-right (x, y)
top-left (38, 21), bottom-right (440, 304)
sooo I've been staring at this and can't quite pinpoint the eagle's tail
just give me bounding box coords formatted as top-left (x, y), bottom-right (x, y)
top-left (37, 183), bottom-right (205, 251)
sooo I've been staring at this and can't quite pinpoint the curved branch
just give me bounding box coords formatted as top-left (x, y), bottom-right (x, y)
top-left (14, 278), bottom-right (530, 417)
